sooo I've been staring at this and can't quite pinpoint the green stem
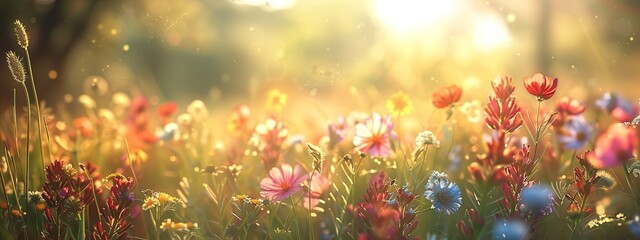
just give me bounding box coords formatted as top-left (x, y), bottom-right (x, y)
top-left (20, 83), bottom-right (30, 211)
top-left (290, 196), bottom-right (301, 240)
top-left (24, 49), bottom-right (46, 185)
top-left (13, 89), bottom-right (20, 160)
top-left (531, 101), bottom-right (542, 162)
top-left (308, 173), bottom-right (314, 240)
top-left (623, 161), bottom-right (640, 211)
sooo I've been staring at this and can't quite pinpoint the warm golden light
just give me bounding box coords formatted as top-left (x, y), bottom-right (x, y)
top-left (472, 14), bottom-right (511, 52)
top-left (233, 0), bottom-right (296, 10)
top-left (372, 0), bottom-right (459, 34)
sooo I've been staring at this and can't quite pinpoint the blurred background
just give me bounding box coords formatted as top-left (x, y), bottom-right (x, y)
top-left (1, 0), bottom-right (640, 113)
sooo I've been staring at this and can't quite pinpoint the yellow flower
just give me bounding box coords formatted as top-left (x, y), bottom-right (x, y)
top-left (386, 91), bottom-right (413, 116)
top-left (267, 89), bottom-right (287, 112)
top-left (157, 192), bottom-right (179, 205)
top-left (186, 222), bottom-right (199, 230)
top-left (172, 222), bottom-right (188, 231)
top-left (160, 218), bottom-right (173, 231)
top-left (142, 197), bottom-right (159, 211)
top-left (232, 194), bottom-right (249, 202)
top-left (249, 198), bottom-right (264, 206)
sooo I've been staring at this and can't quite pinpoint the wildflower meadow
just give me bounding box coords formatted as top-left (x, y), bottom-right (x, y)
top-left (2, 1), bottom-right (640, 240)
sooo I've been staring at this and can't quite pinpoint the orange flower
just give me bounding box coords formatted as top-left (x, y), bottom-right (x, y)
top-left (432, 85), bottom-right (462, 109)
top-left (72, 117), bottom-right (93, 137)
top-left (36, 202), bottom-right (46, 211)
top-left (157, 102), bottom-right (177, 125)
top-left (523, 73), bottom-right (558, 101)
top-left (10, 209), bottom-right (21, 217)
top-left (227, 104), bottom-right (251, 132)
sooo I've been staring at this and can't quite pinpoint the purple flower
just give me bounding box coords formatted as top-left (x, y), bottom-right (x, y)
top-left (595, 92), bottom-right (639, 122)
top-left (558, 116), bottom-right (593, 150)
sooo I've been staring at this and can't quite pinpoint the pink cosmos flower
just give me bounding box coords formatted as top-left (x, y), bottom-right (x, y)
top-left (587, 124), bottom-right (638, 169)
top-left (353, 113), bottom-right (394, 158)
top-left (303, 172), bottom-right (330, 209)
top-left (260, 163), bottom-right (308, 201)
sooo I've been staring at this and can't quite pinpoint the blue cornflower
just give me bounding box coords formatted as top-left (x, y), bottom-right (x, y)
top-left (628, 215), bottom-right (640, 237)
top-left (558, 116), bottom-right (593, 150)
top-left (426, 171), bottom-right (449, 189)
top-left (595, 92), bottom-right (616, 111)
top-left (519, 184), bottom-right (554, 218)
top-left (424, 172), bottom-right (461, 215)
top-left (492, 219), bottom-right (529, 240)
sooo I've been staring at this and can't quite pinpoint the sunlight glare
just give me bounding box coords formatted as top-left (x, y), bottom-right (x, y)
top-left (372, 0), bottom-right (458, 34)
top-left (233, 0), bottom-right (296, 10)
top-left (472, 14), bottom-right (511, 52)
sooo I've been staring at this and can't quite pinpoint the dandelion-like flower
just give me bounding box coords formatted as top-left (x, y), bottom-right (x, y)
top-left (6, 51), bottom-right (26, 83)
top-left (186, 100), bottom-right (209, 121)
top-left (587, 124), bottom-right (638, 169)
top-left (432, 85), bottom-right (462, 109)
top-left (459, 100), bottom-right (483, 123)
top-left (523, 73), bottom-right (558, 101)
top-left (260, 163), bottom-right (308, 201)
top-left (492, 219), bottom-right (529, 240)
top-left (387, 91), bottom-right (413, 116)
top-left (558, 116), bottom-right (593, 150)
top-left (353, 113), bottom-right (394, 158)
top-left (518, 184), bottom-right (554, 218)
top-left (415, 130), bottom-right (440, 148)
top-left (424, 171), bottom-right (461, 215)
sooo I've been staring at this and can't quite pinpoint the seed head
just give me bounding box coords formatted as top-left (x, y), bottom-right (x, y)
top-left (6, 51), bottom-right (26, 83)
top-left (14, 20), bottom-right (29, 49)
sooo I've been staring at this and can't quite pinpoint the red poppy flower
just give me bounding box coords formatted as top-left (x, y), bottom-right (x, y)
top-left (523, 73), bottom-right (558, 101)
top-left (157, 102), bottom-right (177, 118)
top-left (157, 102), bottom-right (178, 125)
top-left (553, 97), bottom-right (586, 126)
top-left (432, 85), bottom-right (462, 109)
top-left (556, 97), bottom-right (585, 115)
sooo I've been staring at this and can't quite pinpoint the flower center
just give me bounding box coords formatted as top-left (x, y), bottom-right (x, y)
top-left (576, 132), bottom-right (585, 142)
top-left (435, 191), bottom-right (452, 205)
top-left (280, 182), bottom-right (290, 191)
